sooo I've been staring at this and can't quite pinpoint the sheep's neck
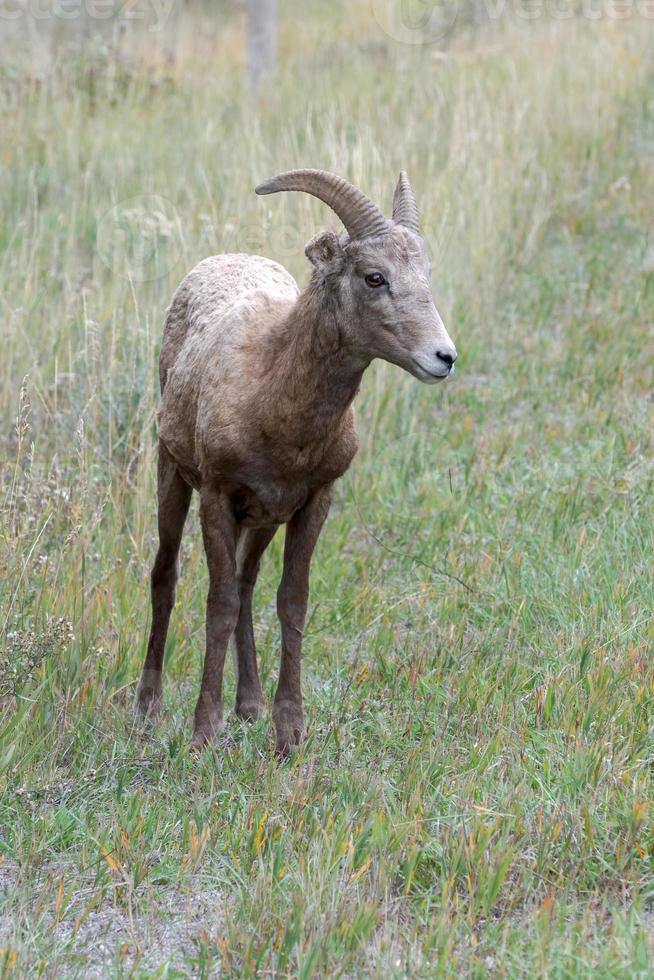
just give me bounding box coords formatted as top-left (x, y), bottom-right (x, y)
top-left (265, 285), bottom-right (365, 447)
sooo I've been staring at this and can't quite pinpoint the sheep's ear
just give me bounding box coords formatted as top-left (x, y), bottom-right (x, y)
top-left (304, 230), bottom-right (344, 275)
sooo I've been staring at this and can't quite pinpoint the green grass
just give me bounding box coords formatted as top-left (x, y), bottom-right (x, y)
top-left (1, 5), bottom-right (654, 976)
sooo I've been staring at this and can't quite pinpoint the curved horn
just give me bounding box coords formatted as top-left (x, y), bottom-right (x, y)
top-left (255, 168), bottom-right (388, 241)
top-left (392, 170), bottom-right (420, 233)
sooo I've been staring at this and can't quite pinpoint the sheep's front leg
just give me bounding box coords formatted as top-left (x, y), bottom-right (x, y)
top-left (234, 526), bottom-right (278, 720)
top-left (274, 485), bottom-right (332, 755)
top-left (192, 488), bottom-right (239, 749)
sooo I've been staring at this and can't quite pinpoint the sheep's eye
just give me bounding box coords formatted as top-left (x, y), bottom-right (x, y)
top-left (365, 272), bottom-right (386, 288)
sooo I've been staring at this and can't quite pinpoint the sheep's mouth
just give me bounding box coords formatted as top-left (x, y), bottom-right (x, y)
top-left (409, 357), bottom-right (453, 383)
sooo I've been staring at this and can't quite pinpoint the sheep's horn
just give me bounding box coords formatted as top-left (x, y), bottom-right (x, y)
top-left (392, 170), bottom-right (420, 233)
top-left (255, 168), bottom-right (388, 241)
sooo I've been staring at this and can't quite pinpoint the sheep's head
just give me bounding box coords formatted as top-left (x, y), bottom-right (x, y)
top-left (256, 168), bottom-right (457, 384)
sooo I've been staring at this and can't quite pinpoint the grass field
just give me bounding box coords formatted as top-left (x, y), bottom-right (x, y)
top-left (1, 2), bottom-right (654, 975)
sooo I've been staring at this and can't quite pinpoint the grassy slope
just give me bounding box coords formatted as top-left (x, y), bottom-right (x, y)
top-left (1, 5), bottom-right (654, 976)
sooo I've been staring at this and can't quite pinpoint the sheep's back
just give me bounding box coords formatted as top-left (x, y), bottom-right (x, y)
top-left (157, 253), bottom-right (299, 477)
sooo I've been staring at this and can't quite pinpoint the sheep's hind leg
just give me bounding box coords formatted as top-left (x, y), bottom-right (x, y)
top-left (192, 487), bottom-right (239, 748)
top-left (274, 485), bottom-right (332, 755)
top-left (137, 443), bottom-right (192, 720)
top-left (233, 526), bottom-right (278, 720)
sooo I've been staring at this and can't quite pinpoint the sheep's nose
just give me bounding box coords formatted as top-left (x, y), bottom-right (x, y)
top-left (436, 349), bottom-right (457, 369)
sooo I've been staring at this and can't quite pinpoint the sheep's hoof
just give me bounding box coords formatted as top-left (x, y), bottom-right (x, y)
top-left (272, 701), bottom-right (304, 757)
top-left (235, 699), bottom-right (267, 722)
top-left (191, 707), bottom-right (223, 751)
top-left (190, 725), bottom-right (222, 752)
top-left (135, 682), bottom-right (162, 722)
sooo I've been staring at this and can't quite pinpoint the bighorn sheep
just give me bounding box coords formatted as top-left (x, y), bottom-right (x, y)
top-left (136, 169), bottom-right (457, 753)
